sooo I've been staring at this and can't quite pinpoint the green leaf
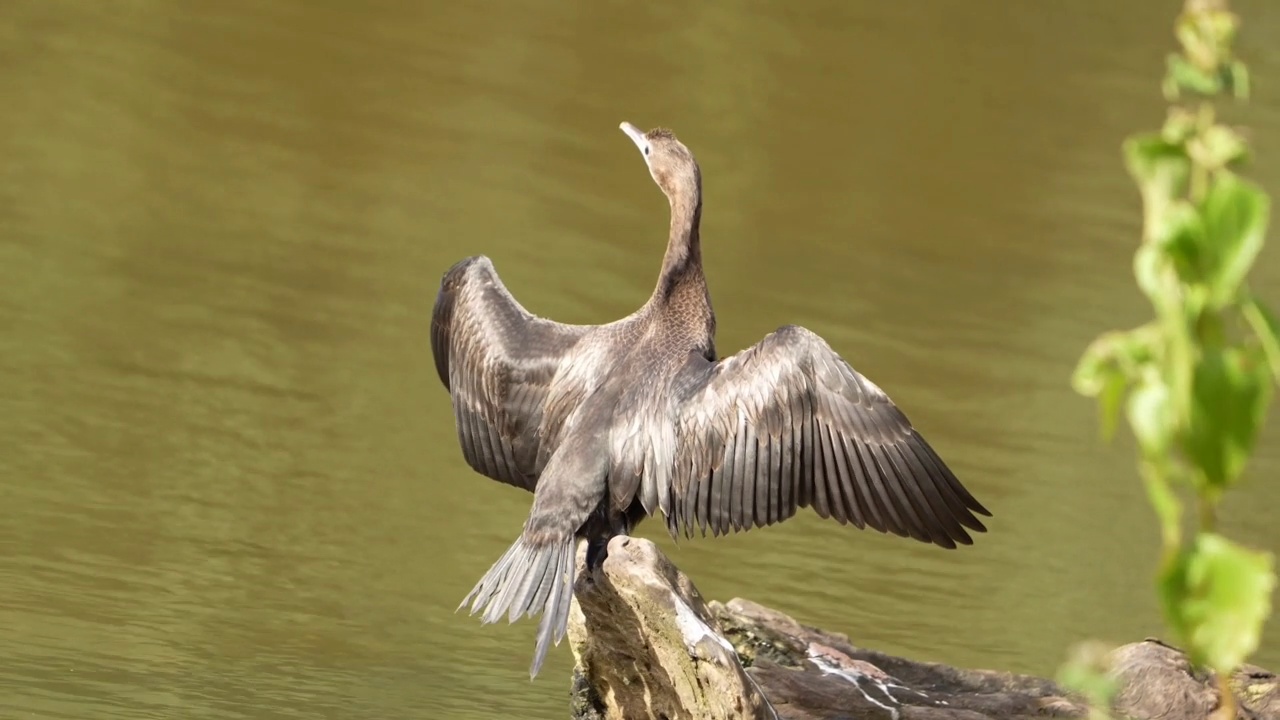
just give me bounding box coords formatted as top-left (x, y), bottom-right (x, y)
top-left (1165, 54), bottom-right (1223, 97)
top-left (1057, 641), bottom-right (1120, 720)
top-left (1125, 136), bottom-right (1190, 221)
top-left (1243, 298), bottom-right (1280, 383)
top-left (1127, 372), bottom-right (1174, 456)
top-left (1185, 347), bottom-right (1273, 489)
top-left (1133, 244), bottom-right (1188, 323)
top-left (1229, 60), bottom-right (1251, 100)
top-left (1074, 328), bottom-right (1160, 440)
top-left (1073, 336), bottom-right (1120, 399)
top-left (1158, 200), bottom-right (1208, 282)
top-left (1129, 244), bottom-right (1197, 430)
top-left (1073, 330), bottom-right (1151, 393)
top-left (1072, 348), bottom-right (1130, 442)
top-left (1163, 534), bottom-right (1275, 673)
top-left (1162, 108), bottom-right (1199, 145)
top-left (1191, 125), bottom-right (1248, 172)
top-left (1198, 173), bottom-right (1270, 306)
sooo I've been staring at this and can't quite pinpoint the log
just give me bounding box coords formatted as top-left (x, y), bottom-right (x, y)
top-left (566, 536), bottom-right (1279, 720)
top-left (567, 535), bottom-right (777, 720)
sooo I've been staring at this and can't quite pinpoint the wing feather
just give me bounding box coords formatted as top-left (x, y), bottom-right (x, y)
top-left (666, 324), bottom-right (990, 548)
top-left (430, 256), bottom-right (590, 492)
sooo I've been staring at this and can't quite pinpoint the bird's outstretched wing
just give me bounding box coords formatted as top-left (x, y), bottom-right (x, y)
top-left (430, 256), bottom-right (591, 492)
top-left (665, 324), bottom-right (990, 546)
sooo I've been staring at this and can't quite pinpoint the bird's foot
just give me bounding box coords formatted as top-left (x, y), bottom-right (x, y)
top-left (585, 537), bottom-right (611, 573)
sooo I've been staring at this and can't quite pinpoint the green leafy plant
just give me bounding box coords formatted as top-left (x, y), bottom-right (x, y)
top-left (1070, 1), bottom-right (1277, 717)
top-left (1058, 641), bottom-right (1122, 720)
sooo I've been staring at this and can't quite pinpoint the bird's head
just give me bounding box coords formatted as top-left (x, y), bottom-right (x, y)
top-left (620, 121), bottom-right (701, 204)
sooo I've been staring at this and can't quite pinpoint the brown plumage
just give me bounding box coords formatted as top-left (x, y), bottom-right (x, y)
top-left (430, 121), bottom-right (992, 678)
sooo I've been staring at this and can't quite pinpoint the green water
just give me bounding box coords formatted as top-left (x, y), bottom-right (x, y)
top-left (2, 2), bottom-right (1278, 718)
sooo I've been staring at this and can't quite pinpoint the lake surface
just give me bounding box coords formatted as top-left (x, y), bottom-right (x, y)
top-left (2, 1), bottom-right (1278, 718)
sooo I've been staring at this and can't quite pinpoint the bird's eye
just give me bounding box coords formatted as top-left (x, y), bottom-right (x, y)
top-left (643, 146), bottom-right (650, 156)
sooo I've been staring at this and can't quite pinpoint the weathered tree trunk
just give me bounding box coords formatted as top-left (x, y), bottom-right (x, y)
top-left (567, 536), bottom-right (1279, 720)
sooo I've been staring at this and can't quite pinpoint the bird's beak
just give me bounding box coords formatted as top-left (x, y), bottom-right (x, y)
top-left (619, 122), bottom-right (650, 156)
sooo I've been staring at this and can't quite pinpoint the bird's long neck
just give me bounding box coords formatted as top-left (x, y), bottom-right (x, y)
top-left (651, 175), bottom-right (706, 307)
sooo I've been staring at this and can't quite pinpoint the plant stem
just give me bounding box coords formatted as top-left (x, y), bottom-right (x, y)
top-left (1211, 672), bottom-right (1236, 720)
top-left (1198, 494), bottom-right (1217, 533)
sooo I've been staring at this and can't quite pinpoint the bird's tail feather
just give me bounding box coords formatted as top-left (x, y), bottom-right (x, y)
top-left (459, 534), bottom-right (577, 678)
